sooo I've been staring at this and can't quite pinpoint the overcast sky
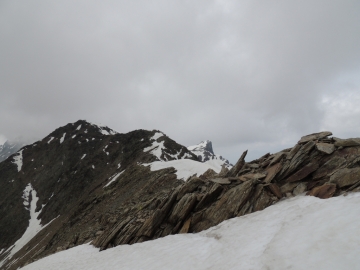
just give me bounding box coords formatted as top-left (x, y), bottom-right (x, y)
top-left (1, 0), bottom-right (360, 163)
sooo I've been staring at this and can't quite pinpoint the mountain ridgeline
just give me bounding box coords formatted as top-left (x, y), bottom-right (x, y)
top-left (1, 121), bottom-right (360, 269)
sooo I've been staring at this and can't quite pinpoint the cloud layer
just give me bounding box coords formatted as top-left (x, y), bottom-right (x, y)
top-left (1, 0), bottom-right (360, 162)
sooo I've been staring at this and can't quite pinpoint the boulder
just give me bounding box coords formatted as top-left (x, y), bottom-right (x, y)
top-left (293, 183), bottom-right (307, 195)
top-left (316, 143), bottom-right (335, 155)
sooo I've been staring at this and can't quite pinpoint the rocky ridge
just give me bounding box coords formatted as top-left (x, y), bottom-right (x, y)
top-left (1, 126), bottom-right (360, 269)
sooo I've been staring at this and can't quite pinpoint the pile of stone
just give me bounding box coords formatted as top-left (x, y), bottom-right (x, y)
top-left (93, 131), bottom-right (360, 250)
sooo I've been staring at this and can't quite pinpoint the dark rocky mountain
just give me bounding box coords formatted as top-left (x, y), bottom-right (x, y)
top-left (1, 123), bottom-right (360, 270)
top-left (0, 140), bottom-right (27, 163)
top-left (187, 140), bottom-right (232, 169)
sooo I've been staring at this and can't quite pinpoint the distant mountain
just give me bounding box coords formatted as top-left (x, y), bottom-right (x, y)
top-left (0, 140), bottom-right (27, 163)
top-left (188, 140), bottom-right (232, 169)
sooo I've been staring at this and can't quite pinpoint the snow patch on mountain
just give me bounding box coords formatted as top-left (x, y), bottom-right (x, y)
top-left (0, 184), bottom-right (56, 268)
top-left (12, 149), bottom-right (24, 172)
top-left (88, 122), bottom-right (118, 136)
top-left (104, 170), bottom-right (126, 188)
top-left (188, 140), bottom-right (232, 169)
top-left (144, 159), bottom-right (221, 181)
top-left (60, 133), bottom-right (66, 144)
top-left (143, 132), bottom-right (166, 161)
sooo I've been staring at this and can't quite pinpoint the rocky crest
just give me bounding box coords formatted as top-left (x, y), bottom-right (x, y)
top-left (1, 126), bottom-right (360, 270)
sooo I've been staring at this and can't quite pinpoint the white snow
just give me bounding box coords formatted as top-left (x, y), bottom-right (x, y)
top-left (21, 193), bottom-right (360, 270)
top-left (92, 165), bottom-right (95, 169)
top-left (144, 140), bottom-right (165, 160)
top-left (103, 170), bottom-right (125, 188)
top-left (76, 124), bottom-right (82, 130)
top-left (47, 137), bottom-right (54, 144)
top-left (151, 132), bottom-right (163, 141)
top-left (81, 154), bottom-right (86, 160)
top-left (144, 132), bottom-right (185, 161)
top-left (117, 163), bottom-right (121, 168)
top-left (144, 159), bottom-right (221, 180)
top-left (60, 133), bottom-right (66, 144)
top-left (0, 184), bottom-right (56, 268)
top-left (72, 135), bottom-right (76, 139)
top-left (12, 149), bottom-right (24, 172)
top-left (187, 140), bottom-right (210, 151)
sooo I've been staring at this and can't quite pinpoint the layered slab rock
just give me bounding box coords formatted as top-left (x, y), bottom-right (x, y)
top-left (330, 168), bottom-right (360, 188)
top-left (298, 131), bottom-right (332, 144)
top-left (316, 143), bottom-right (335, 154)
top-left (333, 137), bottom-right (360, 147)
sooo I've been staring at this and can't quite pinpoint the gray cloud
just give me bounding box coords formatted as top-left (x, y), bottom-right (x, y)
top-left (1, 0), bottom-right (360, 162)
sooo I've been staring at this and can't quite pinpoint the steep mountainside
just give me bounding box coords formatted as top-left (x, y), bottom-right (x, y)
top-left (1, 124), bottom-right (360, 270)
top-left (0, 120), bottom-right (199, 269)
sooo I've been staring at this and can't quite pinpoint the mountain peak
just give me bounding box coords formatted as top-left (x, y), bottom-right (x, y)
top-left (187, 140), bottom-right (232, 168)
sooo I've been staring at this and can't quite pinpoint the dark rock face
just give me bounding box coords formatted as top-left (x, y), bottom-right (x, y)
top-left (2, 126), bottom-right (360, 270)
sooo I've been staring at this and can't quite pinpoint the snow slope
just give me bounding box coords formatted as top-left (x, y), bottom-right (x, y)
top-left (21, 193), bottom-right (360, 270)
top-left (144, 159), bottom-right (221, 180)
top-left (0, 184), bottom-right (56, 268)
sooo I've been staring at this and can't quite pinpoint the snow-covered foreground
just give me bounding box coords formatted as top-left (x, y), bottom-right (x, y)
top-left (22, 193), bottom-right (360, 270)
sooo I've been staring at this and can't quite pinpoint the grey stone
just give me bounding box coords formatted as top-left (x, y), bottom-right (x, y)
top-left (316, 143), bottom-right (335, 154)
top-left (293, 183), bottom-right (307, 195)
top-left (298, 131), bottom-right (332, 144)
top-left (210, 178), bottom-right (231, 185)
top-left (333, 137), bottom-right (360, 147)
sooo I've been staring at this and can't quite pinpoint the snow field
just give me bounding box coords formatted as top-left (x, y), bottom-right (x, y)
top-left (21, 193), bottom-right (360, 270)
top-left (144, 159), bottom-right (221, 180)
